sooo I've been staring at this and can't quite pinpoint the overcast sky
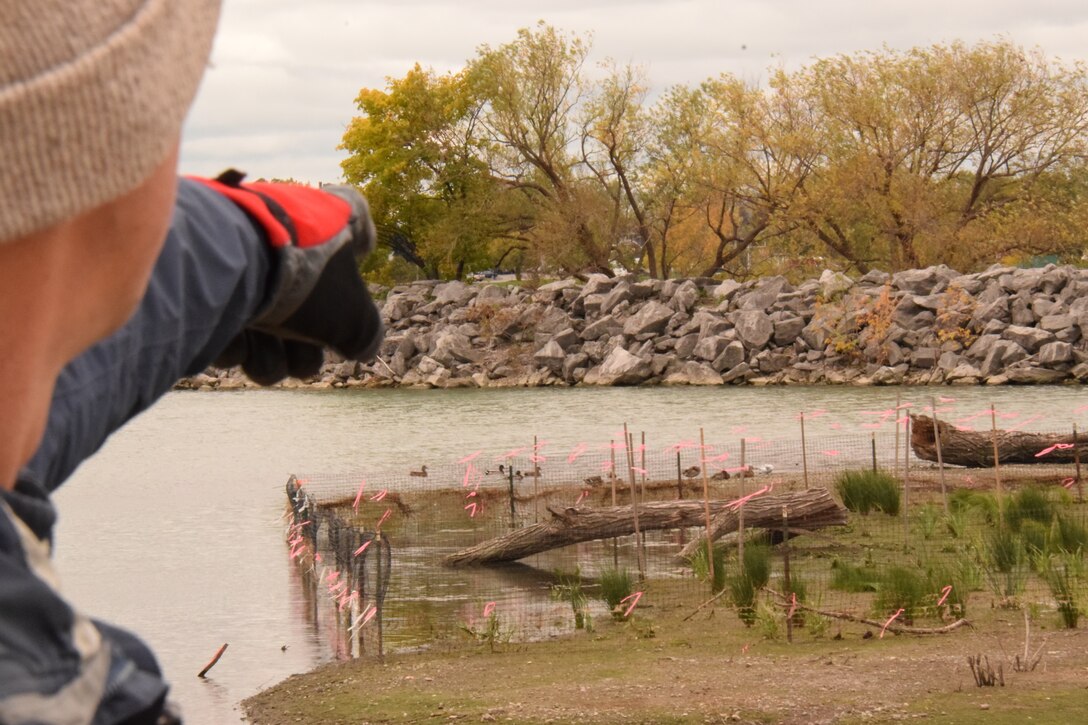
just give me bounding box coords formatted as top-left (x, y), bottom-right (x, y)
top-left (179, 0), bottom-right (1088, 184)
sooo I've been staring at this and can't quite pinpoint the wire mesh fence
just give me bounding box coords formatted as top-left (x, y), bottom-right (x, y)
top-left (284, 415), bottom-right (1088, 657)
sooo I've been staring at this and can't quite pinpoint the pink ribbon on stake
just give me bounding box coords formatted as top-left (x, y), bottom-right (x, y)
top-left (352, 480), bottom-right (367, 513)
top-left (619, 591), bottom-right (643, 618)
top-left (879, 608), bottom-right (905, 638)
top-left (937, 585), bottom-right (952, 607)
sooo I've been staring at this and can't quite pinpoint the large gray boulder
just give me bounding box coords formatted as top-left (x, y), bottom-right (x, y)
top-left (581, 315), bottom-right (623, 341)
top-left (1003, 325), bottom-right (1055, 353)
top-left (670, 279), bottom-right (701, 312)
top-left (433, 280), bottom-right (476, 305)
top-left (533, 340), bottom-right (566, 373)
top-left (712, 341), bottom-right (746, 372)
top-left (430, 330), bottom-right (482, 366)
top-left (622, 301), bottom-right (675, 336)
top-left (979, 340), bottom-right (1027, 378)
top-left (733, 310), bottom-right (774, 349)
top-left (693, 335), bottom-right (729, 362)
top-left (737, 276), bottom-right (792, 311)
top-left (664, 361), bottom-right (723, 386)
top-left (596, 348), bottom-right (653, 385)
top-left (818, 269), bottom-right (853, 298)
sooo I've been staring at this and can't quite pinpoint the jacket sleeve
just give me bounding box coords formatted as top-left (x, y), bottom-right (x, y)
top-left (24, 177), bottom-right (274, 492)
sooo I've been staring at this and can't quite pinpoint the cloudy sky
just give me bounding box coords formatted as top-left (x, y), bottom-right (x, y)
top-left (180, 0), bottom-right (1088, 184)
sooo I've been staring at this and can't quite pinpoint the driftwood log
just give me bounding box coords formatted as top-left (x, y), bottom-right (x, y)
top-left (674, 488), bottom-right (847, 561)
top-left (911, 414), bottom-right (1087, 467)
top-left (444, 489), bottom-right (847, 567)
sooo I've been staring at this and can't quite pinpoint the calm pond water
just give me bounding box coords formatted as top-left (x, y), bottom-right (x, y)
top-left (50, 384), bottom-right (1088, 723)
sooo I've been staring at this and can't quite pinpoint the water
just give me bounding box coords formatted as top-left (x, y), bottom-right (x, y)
top-left (49, 385), bottom-right (1088, 722)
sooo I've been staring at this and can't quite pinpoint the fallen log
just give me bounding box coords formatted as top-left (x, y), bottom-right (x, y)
top-left (443, 488), bottom-right (847, 567)
top-left (910, 414), bottom-right (1087, 467)
top-left (674, 488), bottom-right (847, 561)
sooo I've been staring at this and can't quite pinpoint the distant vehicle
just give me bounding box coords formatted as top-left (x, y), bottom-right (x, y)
top-left (470, 270), bottom-right (498, 281)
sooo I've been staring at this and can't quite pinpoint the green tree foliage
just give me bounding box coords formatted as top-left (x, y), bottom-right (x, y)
top-left (340, 30), bottom-right (1088, 281)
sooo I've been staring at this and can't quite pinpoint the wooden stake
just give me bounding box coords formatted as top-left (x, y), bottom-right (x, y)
top-left (903, 415), bottom-right (911, 541)
top-left (894, 391), bottom-right (902, 479)
top-left (375, 534), bottom-right (384, 659)
top-left (640, 431), bottom-right (648, 506)
top-left (800, 411), bottom-right (810, 490)
top-left (625, 424), bottom-right (646, 581)
top-left (676, 451), bottom-right (683, 500)
top-left (533, 434), bottom-right (540, 523)
top-left (871, 433), bottom-right (877, 473)
top-left (699, 428), bottom-right (715, 586)
top-left (197, 643), bottom-right (228, 678)
top-left (991, 403), bottom-right (1003, 515)
top-left (507, 464), bottom-right (516, 529)
top-left (931, 397), bottom-right (949, 515)
top-left (738, 436), bottom-right (747, 570)
top-left (1075, 424), bottom-right (1083, 504)
top-left (611, 439), bottom-right (618, 567)
top-left (639, 431), bottom-right (648, 564)
top-left (782, 506), bottom-right (792, 644)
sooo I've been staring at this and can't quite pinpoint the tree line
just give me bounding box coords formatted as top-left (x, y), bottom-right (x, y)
top-left (340, 23), bottom-right (1088, 283)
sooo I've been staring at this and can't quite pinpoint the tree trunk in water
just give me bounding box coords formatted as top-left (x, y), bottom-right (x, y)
top-left (673, 488), bottom-right (846, 561)
top-left (910, 414), bottom-right (1088, 467)
top-left (443, 489), bottom-right (846, 566)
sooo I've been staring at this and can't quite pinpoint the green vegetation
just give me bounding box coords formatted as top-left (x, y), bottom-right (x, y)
top-left (687, 540), bottom-right (727, 593)
top-left (551, 567), bottom-right (591, 630)
top-left (597, 566), bottom-right (635, 620)
top-left (835, 469), bottom-right (901, 516)
top-left (729, 541), bottom-right (772, 626)
top-left (342, 27), bottom-right (1088, 283)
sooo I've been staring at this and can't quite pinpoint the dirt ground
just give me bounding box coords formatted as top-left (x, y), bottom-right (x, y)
top-left (243, 602), bottom-right (1088, 725)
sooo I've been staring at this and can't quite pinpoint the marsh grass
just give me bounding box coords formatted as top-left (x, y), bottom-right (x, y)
top-left (836, 470), bottom-right (900, 516)
top-left (598, 566), bottom-right (635, 620)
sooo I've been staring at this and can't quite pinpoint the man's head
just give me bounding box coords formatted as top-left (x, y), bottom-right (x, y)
top-left (0, 0), bottom-right (221, 487)
top-left (0, 0), bottom-right (221, 242)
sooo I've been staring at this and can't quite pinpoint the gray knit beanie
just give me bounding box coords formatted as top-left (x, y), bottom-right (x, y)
top-left (0, 0), bottom-right (221, 242)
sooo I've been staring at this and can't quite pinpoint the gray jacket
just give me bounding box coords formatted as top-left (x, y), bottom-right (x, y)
top-left (1, 179), bottom-right (272, 724)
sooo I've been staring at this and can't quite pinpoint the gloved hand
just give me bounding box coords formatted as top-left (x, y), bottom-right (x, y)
top-left (192, 170), bottom-right (384, 385)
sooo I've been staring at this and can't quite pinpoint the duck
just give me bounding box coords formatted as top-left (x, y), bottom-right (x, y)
top-left (737, 465), bottom-right (755, 478)
top-left (515, 470), bottom-right (525, 480)
top-left (682, 465), bottom-right (701, 479)
top-left (583, 475), bottom-right (604, 487)
top-left (710, 469), bottom-right (731, 481)
top-left (484, 464), bottom-right (504, 476)
top-left (754, 464), bottom-right (775, 475)
top-left (409, 465), bottom-right (428, 478)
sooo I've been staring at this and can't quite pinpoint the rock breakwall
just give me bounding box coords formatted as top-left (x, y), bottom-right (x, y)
top-left (178, 264), bottom-right (1088, 391)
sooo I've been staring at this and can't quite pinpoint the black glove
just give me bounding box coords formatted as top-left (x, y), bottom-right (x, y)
top-left (195, 170), bottom-right (384, 385)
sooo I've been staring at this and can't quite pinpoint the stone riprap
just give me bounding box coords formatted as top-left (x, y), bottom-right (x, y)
top-left (178, 264), bottom-right (1088, 390)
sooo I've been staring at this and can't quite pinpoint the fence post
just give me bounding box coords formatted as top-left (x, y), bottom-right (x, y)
top-left (625, 424), bottom-right (646, 581)
top-left (800, 411), bottom-right (810, 490)
top-left (507, 465), bottom-right (517, 529)
top-left (903, 415), bottom-right (911, 542)
top-left (894, 391), bottom-right (902, 480)
top-left (782, 506), bottom-right (793, 644)
top-left (375, 533), bottom-right (384, 660)
top-left (991, 403), bottom-right (1003, 518)
top-left (532, 434), bottom-right (540, 523)
top-left (699, 428), bottom-right (715, 588)
top-left (931, 397), bottom-right (949, 515)
top-left (871, 433), bottom-right (877, 473)
top-left (1075, 424), bottom-right (1083, 504)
